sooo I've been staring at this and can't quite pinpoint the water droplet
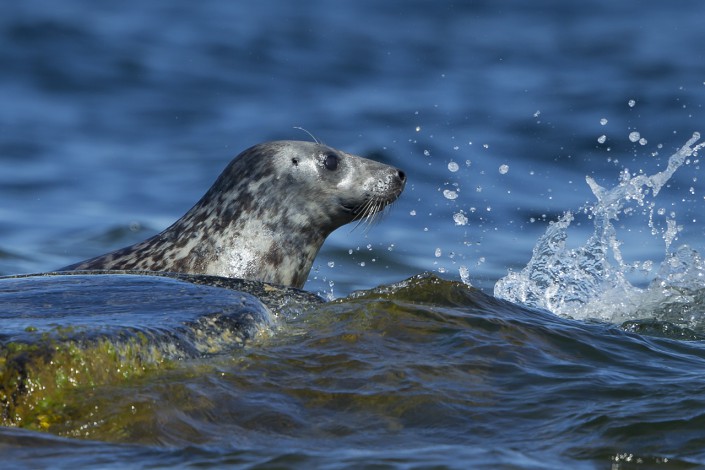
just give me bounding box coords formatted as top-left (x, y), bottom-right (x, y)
top-left (628, 99), bottom-right (636, 107)
top-left (597, 135), bottom-right (607, 144)
top-left (327, 261), bottom-right (335, 268)
top-left (415, 126), bottom-right (421, 132)
top-left (448, 161), bottom-right (459, 172)
top-left (435, 248), bottom-right (442, 257)
top-left (443, 189), bottom-right (458, 200)
top-left (453, 212), bottom-right (468, 226)
top-left (629, 131), bottom-right (641, 142)
top-left (499, 164), bottom-right (509, 175)
top-left (410, 210), bottom-right (417, 216)
top-left (600, 118), bottom-right (608, 126)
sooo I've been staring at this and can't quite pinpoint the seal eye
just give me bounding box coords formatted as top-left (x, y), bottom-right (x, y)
top-left (323, 153), bottom-right (339, 171)
top-left (292, 158), bottom-right (299, 166)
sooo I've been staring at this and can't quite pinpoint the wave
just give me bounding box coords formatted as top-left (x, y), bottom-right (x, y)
top-left (495, 132), bottom-right (705, 333)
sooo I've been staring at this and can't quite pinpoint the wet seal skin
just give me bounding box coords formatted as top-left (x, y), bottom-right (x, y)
top-left (62, 141), bottom-right (406, 288)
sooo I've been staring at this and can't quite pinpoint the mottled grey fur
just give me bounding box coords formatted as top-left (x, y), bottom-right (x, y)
top-left (61, 141), bottom-right (406, 288)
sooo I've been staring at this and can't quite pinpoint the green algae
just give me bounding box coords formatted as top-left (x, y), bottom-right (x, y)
top-left (0, 332), bottom-right (175, 432)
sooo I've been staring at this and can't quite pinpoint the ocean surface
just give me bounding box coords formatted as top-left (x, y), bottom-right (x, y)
top-left (2, 0), bottom-right (705, 468)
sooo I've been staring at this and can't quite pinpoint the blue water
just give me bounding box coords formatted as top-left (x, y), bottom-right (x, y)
top-left (2, 0), bottom-right (705, 468)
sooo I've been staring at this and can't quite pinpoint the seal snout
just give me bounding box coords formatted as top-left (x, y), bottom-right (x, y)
top-left (381, 166), bottom-right (406, 197)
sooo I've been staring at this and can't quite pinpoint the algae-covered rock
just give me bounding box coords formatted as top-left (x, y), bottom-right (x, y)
top-left (0, 271), bottom-right (322, 430)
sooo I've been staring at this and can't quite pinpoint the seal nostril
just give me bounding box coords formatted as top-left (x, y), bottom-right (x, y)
top-left (397, 169), bottom-right (406, 182)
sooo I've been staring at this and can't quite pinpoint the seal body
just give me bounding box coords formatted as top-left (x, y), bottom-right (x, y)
top-left (61, 141), bottom-right (406, 288)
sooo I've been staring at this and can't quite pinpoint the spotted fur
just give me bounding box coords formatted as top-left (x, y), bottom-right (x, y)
top-left (61, 141), bottom-right (406, 288)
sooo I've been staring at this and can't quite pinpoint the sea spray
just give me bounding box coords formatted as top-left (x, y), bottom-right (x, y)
top-left (494, 133), bottom-right (705, 326)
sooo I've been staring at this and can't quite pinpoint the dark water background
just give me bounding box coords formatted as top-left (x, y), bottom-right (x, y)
top-left (2, 0), bottom-right (705, 468)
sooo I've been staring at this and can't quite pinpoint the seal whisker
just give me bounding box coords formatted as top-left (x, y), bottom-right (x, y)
top-left (292, 127), bottom-right (320, 144)
top-left (361, 199), bottom-right (381, 233)
top-left (350, 195), bottom-right (390, 233)
top-left (349, 198), bottom-right (374, 232)
top-left (361, 201), bottom-right (383, 233)
top-left (368, 197), bottom-right (393, 226)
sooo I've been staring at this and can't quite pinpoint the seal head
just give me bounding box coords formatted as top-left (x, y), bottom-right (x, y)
top-left (62, 141), bottom-right (406, 288)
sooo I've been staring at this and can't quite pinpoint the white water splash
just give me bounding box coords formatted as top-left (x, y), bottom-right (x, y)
top-left (459, 265), bottom-right (471, 286)
top-left (494, 133), bottom-right (705, 325)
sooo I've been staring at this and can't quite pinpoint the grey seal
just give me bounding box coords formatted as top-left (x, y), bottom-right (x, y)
top-left (61, 140), bottom-right (406, 288)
